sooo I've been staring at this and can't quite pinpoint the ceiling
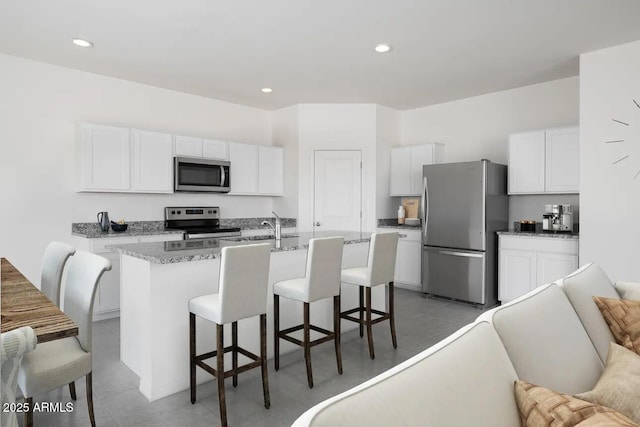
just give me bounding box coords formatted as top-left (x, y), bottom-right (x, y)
top-left (2, 1), bottom-right (640, 111)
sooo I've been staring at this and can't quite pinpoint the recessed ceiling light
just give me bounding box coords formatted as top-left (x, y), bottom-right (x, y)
top-left (374, 44), bottom-right (392, 53)
top-left (261, 88), bottom-right (273, 93)
top-left (72, 38), bottom-right (94, 48)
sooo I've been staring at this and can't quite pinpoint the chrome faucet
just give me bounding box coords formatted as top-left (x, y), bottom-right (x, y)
top-left (261, 211), bottom-right (282, 240)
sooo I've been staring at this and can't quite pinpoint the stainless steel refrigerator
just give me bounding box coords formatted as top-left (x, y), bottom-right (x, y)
top-left (421, 160), bottom-right (508, 307)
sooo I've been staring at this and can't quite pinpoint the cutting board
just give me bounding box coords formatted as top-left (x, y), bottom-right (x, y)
top-left (401, 198), bottom-right (420, 219)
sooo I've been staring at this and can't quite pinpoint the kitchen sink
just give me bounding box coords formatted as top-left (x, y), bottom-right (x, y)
top-left (221, 234), bottom-right (299, 242)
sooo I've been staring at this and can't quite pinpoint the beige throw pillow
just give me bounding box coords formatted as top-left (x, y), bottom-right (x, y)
top-left (576, 343), bottom-right (640, 424)
top-left (593, 296), bottom-right (640, 355)
top-left (514, 380), bottom-right (638, 426)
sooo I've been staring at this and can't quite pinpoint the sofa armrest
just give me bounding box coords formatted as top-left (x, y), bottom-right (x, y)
top-left (614, 281), bottom-right (640, 300)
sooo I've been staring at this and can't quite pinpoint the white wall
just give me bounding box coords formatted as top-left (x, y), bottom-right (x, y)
top-left (271, 105), bottom-right (299, 218)
top-left (376, 105), bottom-right (401, 219)
top-left (0, 54), bottom-right (272, 283)
top-left (580, 40), bottom-right (640, 282)
top-left (402, 77), bottom-right (580, 164)
top-left (296, 104), bottom-right (378, 232)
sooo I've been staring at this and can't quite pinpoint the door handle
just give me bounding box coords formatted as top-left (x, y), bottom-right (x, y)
top-left (315, 222), bottom-right (321, 226)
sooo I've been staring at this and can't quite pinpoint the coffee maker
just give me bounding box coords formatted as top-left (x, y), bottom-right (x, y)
top-left (542, 204), bottom-right (573, 232)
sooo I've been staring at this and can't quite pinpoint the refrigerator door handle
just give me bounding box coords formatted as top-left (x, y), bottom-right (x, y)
top-left (421, 176), bottom-right (428, 241)
top-left (435, 249), bottom-right (484, 258)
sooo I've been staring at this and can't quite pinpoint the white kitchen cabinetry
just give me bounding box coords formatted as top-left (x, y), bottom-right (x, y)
top-left (377, 228), bottom-right (422, 291)
top-left (79, 124), bottom-right (131, 191)
top-left (390, 144), bottom-right (444, 196)
top-left (174, 135), bottom-right (228, 160)
top-left (74, 234), bottom-right (183, 320)
top-left (80, 123), bottom-right (173, 193)
top-left (508, 126), bottom-right (579, 194)
top-left (498, 235), bottom-right (578, 303)
top-left (258, 146), bottom-right (284, 195)
top-left (132, 129), bottom-right (174, 193)
top-left (228, 143), bottom-right (284, 196)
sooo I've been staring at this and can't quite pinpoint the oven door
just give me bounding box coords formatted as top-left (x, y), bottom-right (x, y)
top-left (174, 157), bottom-right (231, 193)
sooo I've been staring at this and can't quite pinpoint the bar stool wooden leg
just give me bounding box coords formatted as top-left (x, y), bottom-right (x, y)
top-left (366, 287), bottom-right (375, 359)
top-left (358, 286), bottom-right (364, 337)
top-left (274, 294), bottom-right (280, 371)
top-left (334, 295), bottom-right (343, 374)
top-left (232, 321), bottom-right (238, 387)
top-left (260, 314), bottom-right (270, 409)
top-left (389, 282), bottom-right (398, 349)
top-left (86, 372), bottom-right (96, 427)
top-left (24, 397), bottom-right (33, 427)
top-left (303, 302), bottom-right (313, 388)
top-left (216, 324), bottom-right (228, 427)
top-left (189, 313), bottom-right (196, 404)
top-left (68, 381), bottom-right (76, 400)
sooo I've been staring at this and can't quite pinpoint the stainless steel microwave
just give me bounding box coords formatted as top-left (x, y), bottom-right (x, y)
top-left (174, 157), bottom-right (230, 193)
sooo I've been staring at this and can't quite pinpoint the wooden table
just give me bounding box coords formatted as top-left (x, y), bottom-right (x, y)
top-left (1, 257), bottom-right (78, 343)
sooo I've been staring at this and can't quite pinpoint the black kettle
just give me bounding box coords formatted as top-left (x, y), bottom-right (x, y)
top-left (97, 211), bottom-right (110, 232)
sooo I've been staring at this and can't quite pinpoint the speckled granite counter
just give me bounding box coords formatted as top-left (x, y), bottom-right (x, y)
top-left (378, 224), bottom-right (421, 230)
top-left (497, 230), bottom-right (579, 239)
top-left (108, 230), bottom-right (371, 264)
top-left (72, 217), bottom-right (297, 238)
top-left (72, 221), bottom-right (183, 238)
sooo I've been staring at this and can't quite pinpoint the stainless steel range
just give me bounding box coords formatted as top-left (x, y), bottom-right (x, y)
top-left (164, 206), bottom-right (241, 239)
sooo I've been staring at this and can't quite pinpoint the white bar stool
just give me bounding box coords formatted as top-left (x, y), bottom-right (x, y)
top-left (273, 236), bottom-right (344, 388)
top-left (189, 243), bottom-right (271, 427)
top-left (340, 232), bottom-right (399, 359)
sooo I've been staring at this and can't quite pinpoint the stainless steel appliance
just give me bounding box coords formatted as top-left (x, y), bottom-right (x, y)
top-left (164, 206), bottom-right (241, 239)
top-left (421, 160), bottom-right (508, 307)
top-left (174, 157), bottom-right (230, 193)
top-left (542, 204), bottom-right (573, 232)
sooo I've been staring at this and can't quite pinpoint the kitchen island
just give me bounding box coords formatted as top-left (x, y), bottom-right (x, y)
top-left (108, 231), bottom-right (383, 401)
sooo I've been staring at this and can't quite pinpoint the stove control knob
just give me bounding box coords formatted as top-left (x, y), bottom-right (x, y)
top-left (177, 210), bottom-right (181, 214)
top-left (171, 210), bottom-right (176, 215)
top-left (208, 210), bottom-right (212, 214)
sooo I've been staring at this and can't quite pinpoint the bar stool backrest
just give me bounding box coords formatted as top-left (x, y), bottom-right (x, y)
top-left (218, 243), bottom-right (271, 324)
top-left (305, 237), bottom-right (344, 302)
top-left (366, 232), bottom-right (399, 286)
top-left (41, 241), bottom-right (76, 307)
top-left (62, 251), bottom-right (112, 352)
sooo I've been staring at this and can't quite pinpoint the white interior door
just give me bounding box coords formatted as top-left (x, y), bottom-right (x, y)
top-left (313, 150), bottom-right (362, 232)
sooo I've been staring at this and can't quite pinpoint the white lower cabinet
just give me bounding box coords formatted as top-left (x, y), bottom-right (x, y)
top-left (379, 229), bottom-right (422, 291)
top-left (498, 235), bottom-right (578, 303)
top-left (74, 234), bottom-right (182, 320)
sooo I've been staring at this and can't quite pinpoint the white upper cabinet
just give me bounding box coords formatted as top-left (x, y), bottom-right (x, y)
top-left (508, 126), bottom-right (579, 194)
top-left (228, 143), bottom-right (284, 196)
top-left (390, 144), bottom-right (444, 196)
top-left (80, 123), bottom-right (131, 191)
top-left (228, 142), bottom-right (259, 194)
top-left (258, 146), bottom-right (284, 195)
top-left (174, 135), bottom-right (202, 157)
top-left (545, 127), bottom-right (579, 193)
top-left (131, 129), bottom-right (174, 193)
top-left (202, 139), bottom-right (228, 160)
top-left (174, 136), bottom-right (228, 160)
top-left (508, 130), bottom-right (546, 193)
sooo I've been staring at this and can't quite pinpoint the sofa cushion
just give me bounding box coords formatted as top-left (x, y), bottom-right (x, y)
top-left (615, 282), bottom-right (640, 301)
top-left (481, 284), bottom-right (604, 394)
top-left (576, 343), bottom-right (640, 423)
top-left (515, 380), bottom-right (638, 426)
top-left (559, 263), bottom-right (620, 363)
top-left (292, 322), bottom-right (521, 427)
top-left (593, 297), bottom-right (640, 355)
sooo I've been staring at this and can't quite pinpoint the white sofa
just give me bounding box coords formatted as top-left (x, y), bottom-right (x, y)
top-left (292, 263), bottom-right (640, 427)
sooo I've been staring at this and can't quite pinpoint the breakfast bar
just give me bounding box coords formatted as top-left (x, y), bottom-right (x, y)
top-left (108, 231), bottom-right (383, 401)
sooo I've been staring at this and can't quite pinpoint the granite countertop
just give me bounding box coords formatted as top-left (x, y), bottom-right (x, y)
top-left (72, 217), bottom-right (297, 238)
top-left (497, 230), bottom-right (579, 239)
top-left (107, 230), bottom-right (371, 264)
top-left (378, 224), bottom-right (422, 230)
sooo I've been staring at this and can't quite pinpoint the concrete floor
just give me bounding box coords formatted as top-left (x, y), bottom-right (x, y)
top-left (19, 289), bottom-right (484, 427)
